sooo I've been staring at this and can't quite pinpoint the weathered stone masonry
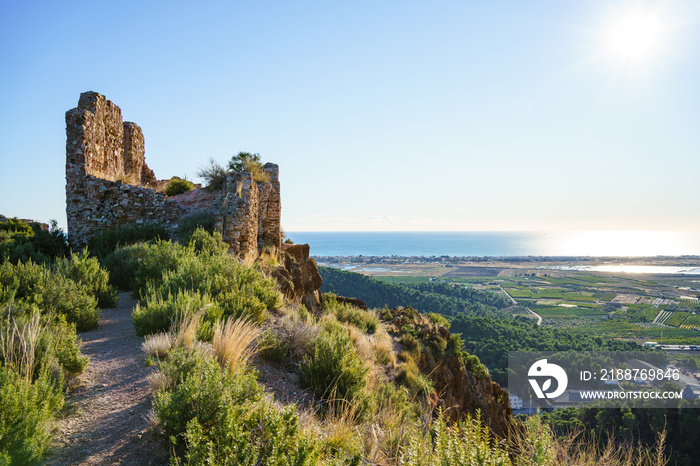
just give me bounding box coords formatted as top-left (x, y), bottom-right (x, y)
top-left (65, 92), bottom-right (282, 257)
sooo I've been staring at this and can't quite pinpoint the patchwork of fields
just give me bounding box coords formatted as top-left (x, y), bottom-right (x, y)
top-left (330, 258), bottom-right (700, 345)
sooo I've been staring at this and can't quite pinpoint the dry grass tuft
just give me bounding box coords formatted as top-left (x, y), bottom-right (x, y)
top-left (142, 332), bottom-right (173, 359)
top-left (550, 430), bottom-right (668, 466)
top-left (212, 316), bottom-right (261, 374)
top-left (257, 247), bottom-right (282, 271)
top-left (0, 311), bottom-right (42, 381)
top-left (242, 250), bottom-right (259, 268)
top-left (512, 416), bottom-right (669, 466)
top-left (372, 335), bottom-right (396, 368)
top-left (116, 171), bottom-right (139, 185)
top-left (172, 309), bottom-right (205, 350)
top-left (281, 316), bottom-right (319, 360)
top-left (142, 308), bottom-right (208, 359)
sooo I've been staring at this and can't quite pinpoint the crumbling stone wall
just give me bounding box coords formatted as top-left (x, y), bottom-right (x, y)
top-left (65, 91), bottom-right (282, 257)
top-left (65, 92), bottom-right (185, 247)
top-left (257, 163), bottom-right (282, 251)
top-left (212, 172), bottom-right (260, 258)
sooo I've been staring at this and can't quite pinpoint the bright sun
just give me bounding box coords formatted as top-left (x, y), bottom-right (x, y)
top-left (600, 6), bottom-right (670, 67)
top-left (608, 13), bottom-right (664, 61)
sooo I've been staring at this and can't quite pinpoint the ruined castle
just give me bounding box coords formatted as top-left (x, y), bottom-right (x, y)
top-left (65, 92), bottom-right (281, 257)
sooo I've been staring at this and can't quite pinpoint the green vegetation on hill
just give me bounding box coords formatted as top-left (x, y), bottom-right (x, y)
top-left (319, 267), bottom-right (510, 317)
top-left (449, 314), bottom-right (643, 386)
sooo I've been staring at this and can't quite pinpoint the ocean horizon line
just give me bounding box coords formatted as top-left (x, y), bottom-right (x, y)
top-left (285, 231), bottom-right (700, 258)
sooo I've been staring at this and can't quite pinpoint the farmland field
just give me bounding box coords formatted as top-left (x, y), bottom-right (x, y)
top-left (317, 255), bottom-right (700, 346)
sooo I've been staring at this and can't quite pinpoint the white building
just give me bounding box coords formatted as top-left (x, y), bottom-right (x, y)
top-left (509, 394), bottom-right (523, 410)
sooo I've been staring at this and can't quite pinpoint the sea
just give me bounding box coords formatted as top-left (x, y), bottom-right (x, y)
top-left (285, 231), bottom-right (700, 259)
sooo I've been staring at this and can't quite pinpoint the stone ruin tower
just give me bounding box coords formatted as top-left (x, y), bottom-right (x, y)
top-left (65, 92), bottom-right (281, 257)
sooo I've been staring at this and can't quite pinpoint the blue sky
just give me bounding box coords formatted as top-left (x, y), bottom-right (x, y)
top-left (1, 0), bottom-right (698, 232)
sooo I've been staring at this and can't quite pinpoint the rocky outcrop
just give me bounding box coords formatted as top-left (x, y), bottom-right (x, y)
top-left (271, 243), bottom-right (323, 313)
top-left (65, 92), bottom-right (283, 258)
top-left (384, 307), bottom-right (515, 440)
top-left (335, 296), bottom-right (368, 310)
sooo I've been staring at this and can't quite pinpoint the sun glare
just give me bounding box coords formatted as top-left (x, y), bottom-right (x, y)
top-left (599, 5), bottom-right (671, 68)
top-left (608, 12), bottom-right (664, 61)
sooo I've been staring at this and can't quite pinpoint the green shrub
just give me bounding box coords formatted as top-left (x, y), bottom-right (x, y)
top-left (0, 219), bottom-right (70, 265)
top-left (54, 251), bottom-right (118, 308)
top-left (0, 218), bottom-right (33, 236)
top-left (30, 222), bottom-right (69, 260)
top-left (147, 251), bottom-right (279, 323)
top-left (87, 222), bottom-right (169, 259)
top-left (0, 231), bottom-right (50, 264)
top-left (322, 293), bottom-right (379, 334)
top-left (300, 321), bottom-right (368, 408)
top-left (101, 242), bottom-right (152, 291)
top-left (400, 333), bottom-right (420, 354)
top-left (428, 312), bottom-right (450, 328)
top-left (187, 227), bottom-right (228, 256)
top-left (132, 290), bottom-right (221, 337)
top-left (177, 211), bottom-right (217, 244)
top-left (379, 306), bottom-right (393, 321)
top-left (153, 349), bottom-right (319, 465)
top-left (259, 330), bottom-right (289, 363)
top-left (464, 353), bottom-right (489, 380)
top-left (0, 366), bottom-right (64, 465)
top-left (132, 240), bottom-right (195, 297)
top-left (164, 177), bottom-right (195, 196)
top-left (0, 261), bottom-right (99, 332)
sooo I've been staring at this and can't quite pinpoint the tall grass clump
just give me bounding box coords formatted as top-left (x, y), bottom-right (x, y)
top-left (212, 317), bottom-right (261, 374)
top-left (1, 310), bottom-right (87, 378)
top-left (510, 414), bottom-right (668, 466)
top-left (196, 157), bottom-right (228, 191)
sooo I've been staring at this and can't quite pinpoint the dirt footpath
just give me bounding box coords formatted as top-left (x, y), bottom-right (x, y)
top-left (44, 293), bottom-right (169, 465)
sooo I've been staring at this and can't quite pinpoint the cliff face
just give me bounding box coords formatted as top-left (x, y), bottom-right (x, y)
top-left (271, 243), bottom-right (324, 313)
top-left (383, 306), bottom-right (515, 440)
top-left (65, 92), bottom-right (281, 257)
